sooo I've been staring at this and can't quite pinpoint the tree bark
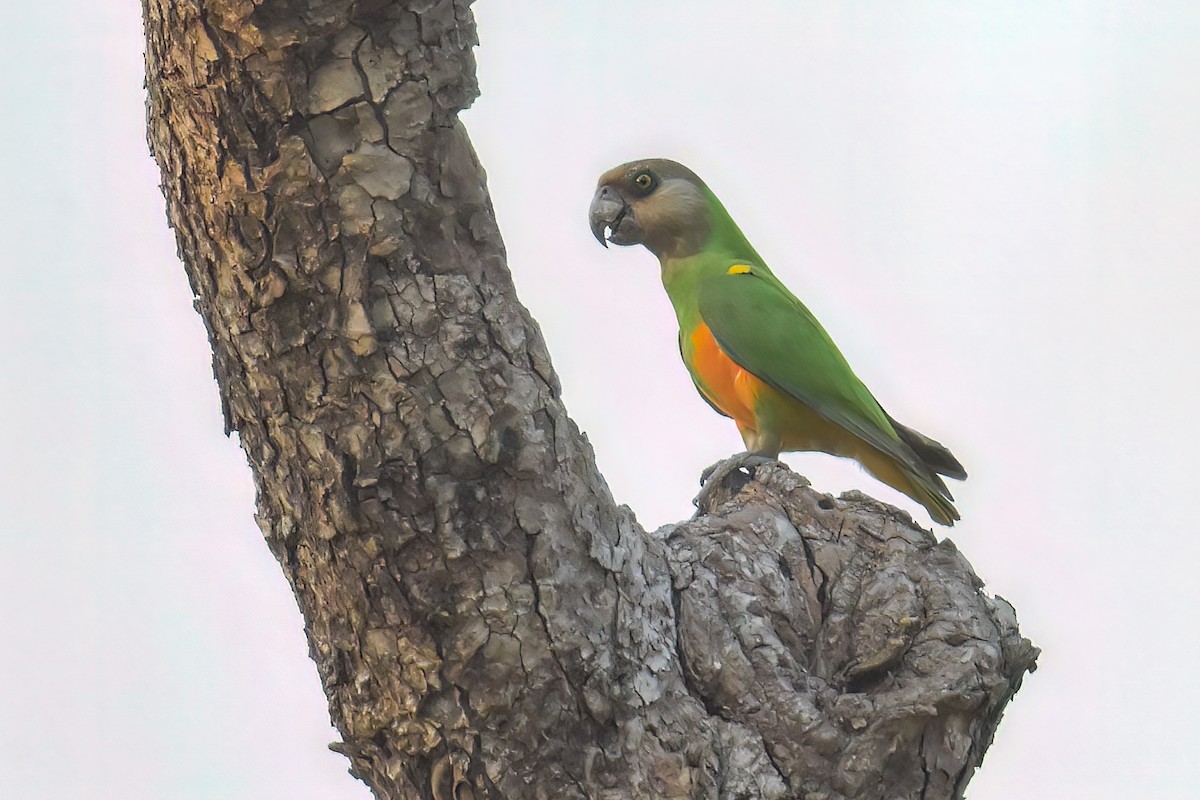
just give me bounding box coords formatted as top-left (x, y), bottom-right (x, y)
top-left (142, 2), bottom-right (1037, 798)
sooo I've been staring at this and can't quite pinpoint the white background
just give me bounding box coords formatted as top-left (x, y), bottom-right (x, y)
top-left (2, 2), bottom-right (1198, 798)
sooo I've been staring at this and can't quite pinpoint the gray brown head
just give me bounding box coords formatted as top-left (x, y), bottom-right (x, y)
top-left (589, 158), bottom-right (716, 260)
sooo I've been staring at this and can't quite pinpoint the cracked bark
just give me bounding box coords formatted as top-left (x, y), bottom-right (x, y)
top-left (142, 2), bottom-right (1038, 798)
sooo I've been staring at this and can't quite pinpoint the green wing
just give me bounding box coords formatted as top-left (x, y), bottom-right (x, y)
top-left (697, 267), bottom-right (933, 481)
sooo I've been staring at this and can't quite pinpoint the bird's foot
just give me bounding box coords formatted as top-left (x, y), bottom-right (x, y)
top-left (695, 452), bottom-right (777, 513)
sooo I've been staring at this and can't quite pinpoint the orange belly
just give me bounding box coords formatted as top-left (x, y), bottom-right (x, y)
top-left (686, 322), bottom-right (866, 459)
top-left (687, 323), bottom-right (765, 430)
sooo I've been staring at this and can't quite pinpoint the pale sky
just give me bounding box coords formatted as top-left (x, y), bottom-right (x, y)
top-left (2, 2), bottom-right (1199, 798)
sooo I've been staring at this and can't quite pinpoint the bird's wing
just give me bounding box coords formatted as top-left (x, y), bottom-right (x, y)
top-left (697, 265), bottom-right (929, 478)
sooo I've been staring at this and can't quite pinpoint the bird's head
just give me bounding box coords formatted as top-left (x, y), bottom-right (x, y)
top-left (589, 158), bottom-right (715, 260)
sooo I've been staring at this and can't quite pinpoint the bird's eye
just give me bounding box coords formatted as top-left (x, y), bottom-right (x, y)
top-left (633, 171), bottom-right (656, 192)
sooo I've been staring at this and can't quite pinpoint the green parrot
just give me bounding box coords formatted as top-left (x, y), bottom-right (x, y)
top-left (588, 158), bottom-right (966, 525)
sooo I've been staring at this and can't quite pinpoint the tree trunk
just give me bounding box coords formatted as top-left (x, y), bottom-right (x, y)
top-left (142, 2), bottom-right (1037, 798)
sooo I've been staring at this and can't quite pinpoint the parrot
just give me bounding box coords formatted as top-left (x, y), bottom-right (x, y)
top-left (588, 158), bottom-right (966, 526)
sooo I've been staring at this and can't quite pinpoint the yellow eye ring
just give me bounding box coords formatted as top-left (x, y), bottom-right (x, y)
top-left (633, 171), bottom-right (654, 191)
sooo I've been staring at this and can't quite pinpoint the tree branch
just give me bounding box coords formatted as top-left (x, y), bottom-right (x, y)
top-left (143, 1), bottom-right (1036, 798)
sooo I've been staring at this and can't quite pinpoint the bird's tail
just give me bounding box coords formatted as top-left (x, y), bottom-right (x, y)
top-left (887, 415), bottom-right (967, 481)
top-left (858, 443), bottom-right (962, 526)
top-left (859, 416), bottom-right (966, 526)
top-left (888, 415), bottom-right (966, 526)
top-left (903, 471), bottom-right (961, 527)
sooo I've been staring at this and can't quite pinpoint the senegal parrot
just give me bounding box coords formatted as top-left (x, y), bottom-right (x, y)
top-left (588, 158), bottom-right (966, 525)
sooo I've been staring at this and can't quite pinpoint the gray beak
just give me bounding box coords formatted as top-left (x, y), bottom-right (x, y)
top-left (589, 185), bottom-right (638, 248)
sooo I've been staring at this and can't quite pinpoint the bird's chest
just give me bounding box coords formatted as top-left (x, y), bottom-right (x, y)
top-left (684, 323), bottom-right (765, 426)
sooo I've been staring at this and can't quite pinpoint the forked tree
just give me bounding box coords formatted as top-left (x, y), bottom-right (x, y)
top-left (143, 2), bottom-right (1037, 798)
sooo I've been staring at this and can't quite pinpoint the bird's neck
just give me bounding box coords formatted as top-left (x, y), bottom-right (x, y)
top-left (658, 200), bottom-right (764, 329)
top-left (659, 226), bottom-right (762, 287)
top-left (659, 239), bottom-right (759, 333)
